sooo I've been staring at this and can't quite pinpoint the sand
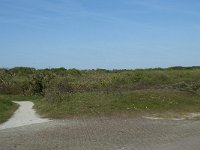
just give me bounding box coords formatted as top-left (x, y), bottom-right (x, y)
top-left (0, 101), bottom-right (49, 130)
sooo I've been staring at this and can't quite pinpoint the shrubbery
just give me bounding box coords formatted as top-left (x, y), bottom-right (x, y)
top-left (44, 78), bottom-right (73, 103)
top-left (0, 69), bottom-right (21, 94)
top-left (1, 67), bottom-right (200, 103)
top-left (22, 72), bottom-right (56, 96)
top-left (173, 81), bottom-right (200, 93)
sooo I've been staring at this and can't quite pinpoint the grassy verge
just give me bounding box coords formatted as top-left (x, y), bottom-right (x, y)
top-left (33, 90), bottom-right (200, 118)
top-left (1, 90), bottom-right (200, 119)
top-left (0, 95), bottom-right (19, 123)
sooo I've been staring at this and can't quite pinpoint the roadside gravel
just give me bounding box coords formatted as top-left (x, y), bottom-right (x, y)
top-left (1, 116), bottom-right (200, 150)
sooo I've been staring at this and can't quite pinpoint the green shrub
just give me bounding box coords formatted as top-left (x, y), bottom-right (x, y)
top-left (0, 69), bottom-right (22, 94)
top-left (67, 69), bottom-right (82, 76)
top-left (173, 81), bottom-right (200, 93)
top-left (44, 78), bottom-right (73, 103)
top-left (22, 72), bottom-right (56, 95)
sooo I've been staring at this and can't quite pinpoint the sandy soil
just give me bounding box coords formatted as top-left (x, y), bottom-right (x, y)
top-left (0, 101), bottom-right (49, 130)
top-left (0, 116), bottom-right (200, 150)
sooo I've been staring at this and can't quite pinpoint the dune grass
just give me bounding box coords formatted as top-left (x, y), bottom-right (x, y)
top-left (0, 95), bottom-right (19, 123)
top-left (33, 90), bottom-right (200, 118)
top-left (1, 90), bottom-right (200, 119)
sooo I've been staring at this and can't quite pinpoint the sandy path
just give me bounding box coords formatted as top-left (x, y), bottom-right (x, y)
top-left (0, 101), bottom-right (49, 130)
top-left (0, 116), bottom-right (200, 150)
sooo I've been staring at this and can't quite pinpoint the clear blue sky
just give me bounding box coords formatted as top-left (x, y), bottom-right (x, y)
top-left (0, 0), bottom-right (200, 69)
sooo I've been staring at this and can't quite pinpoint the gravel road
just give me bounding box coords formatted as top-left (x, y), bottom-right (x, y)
top-left (1, 116), bottom-right (200, 150)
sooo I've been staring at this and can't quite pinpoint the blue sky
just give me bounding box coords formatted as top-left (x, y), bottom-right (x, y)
top-left (0, 0), bottom-right (200, 69)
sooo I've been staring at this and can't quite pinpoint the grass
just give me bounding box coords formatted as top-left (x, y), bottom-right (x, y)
top-left (1, 90), bottom-right (200, 120)
top-left (33, 90), bottom-right (200, 118)
top-left (0, 95), bottom-right (19, 123)
top-left (1, 67), bottom-right (200, 120)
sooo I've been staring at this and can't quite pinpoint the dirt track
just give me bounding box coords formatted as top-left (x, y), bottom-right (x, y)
top-left (1, 116), bottom-right (200, 150)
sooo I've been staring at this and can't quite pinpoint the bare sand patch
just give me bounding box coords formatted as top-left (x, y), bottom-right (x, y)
top-left (143, 112), bottom-right (200, 121)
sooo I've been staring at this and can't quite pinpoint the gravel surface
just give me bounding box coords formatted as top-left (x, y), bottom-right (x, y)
top-left (1, 116), bottom-right (200, 150)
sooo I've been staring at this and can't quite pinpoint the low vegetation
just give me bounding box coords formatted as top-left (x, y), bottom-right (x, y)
top-left (1, 66), bottom-right (200, 120)
top-left (0, 95), bottom-right (18, 123)
top-left (34, 90), bottom-right (200, 118)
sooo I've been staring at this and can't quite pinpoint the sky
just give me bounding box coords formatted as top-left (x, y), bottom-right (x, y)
top-left (0, 0), bottom-right (200, 69)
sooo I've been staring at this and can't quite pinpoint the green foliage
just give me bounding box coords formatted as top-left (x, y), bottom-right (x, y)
top-left (44, 78), bottom-right (73, 103)
top-left (22, 72), bottom-right (56, 95)
top-left (67, 68), bottom-right (82, 76)
top-left (1, 66), bottom-right (200, 97)
top-left (173, 81), bottom-right (200, 93)
top-left (10, 67), bottom-right (35, 76)
top-left (0, 69), bottom-right (21, 94)
top-left (2, 66), bottom-right (200, 119)
top-left (0, 95), bottom-right (18, 123)
top-left (34, 90), bottom-right (200, 118)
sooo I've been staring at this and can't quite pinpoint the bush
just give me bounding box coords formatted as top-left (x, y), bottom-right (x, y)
top-left (0, 69), bottom-right (21, 94)
top-left (44, 78), bottom-right (73, 103)
top-left (22, 72), bottom-right (56, 95)
top-left (67, 69), bottom-right (82, 76)
top-left (173, 81), bottom-right (200, 93)
top-left (10, 67), bottom-right (35, 76)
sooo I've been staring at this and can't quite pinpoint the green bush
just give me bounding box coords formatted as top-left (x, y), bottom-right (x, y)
top-left (173, 81), bottom-right (200, 93)
top-left (0, 69), bottom-right (22, 94)
top-left (1, 66), bottom-right (200, 100)
top-left (22, 72), bottom-right (56, 95)
top-left (44, 78), bottom-right (73, 103)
